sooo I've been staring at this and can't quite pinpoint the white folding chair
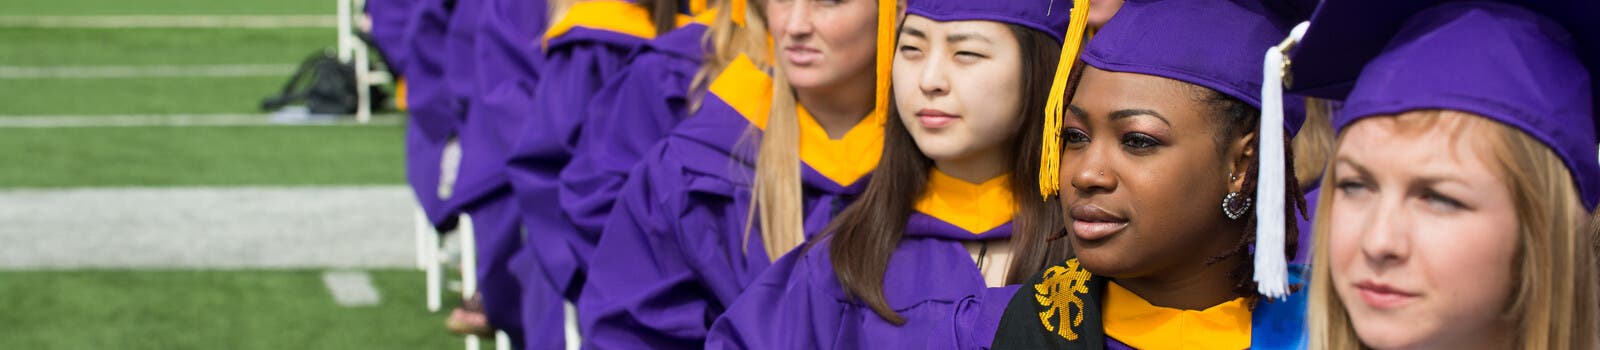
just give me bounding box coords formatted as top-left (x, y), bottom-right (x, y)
top-left (337, 0), bottom-right (393, 123)
top-left (454, 214), bottom-right (513, 350)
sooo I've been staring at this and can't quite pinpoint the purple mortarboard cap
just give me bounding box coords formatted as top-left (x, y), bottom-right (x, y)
top-left (1289, 0), bottom-right (1600, 209)
top-left (1083, 0), bottom-right (1317, 299)
top-left (906, 0), bottom-right (1075, 42)
top-left (1084, 0), bottom-right (1315, 133)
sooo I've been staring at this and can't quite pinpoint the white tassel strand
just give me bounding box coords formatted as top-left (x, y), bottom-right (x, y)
top-left (1255, 21), bottom-right (1310, 300)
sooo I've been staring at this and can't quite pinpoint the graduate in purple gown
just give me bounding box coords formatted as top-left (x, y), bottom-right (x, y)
top-left (398, 0), bottom-right (458, 232)
top-left (703, 0), bottom-right (1083, 348)
top-left (1283, 1), bottom-right (1600, 348)
top-left (575, 0), bottom-right (898, 347)
top-left (499, 0), bottom-right (692, 347)
top-left (365, 0), bottom-right (420, 75)
top-left (556, 1), bottom-right (726, 286)
top-left (445, 0), bottom-right (551, 345)
top-left (985, 0), bottom-right (1317, 348)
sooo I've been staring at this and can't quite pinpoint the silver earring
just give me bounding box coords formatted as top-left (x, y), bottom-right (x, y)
top-left (1222, 192), bottom-right (1251, 220)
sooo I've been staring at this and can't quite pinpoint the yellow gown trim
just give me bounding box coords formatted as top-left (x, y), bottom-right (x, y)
top-left (1104, 282), bottom-right (1251, 350)
top-left (543, 0), bottom-right (659, 43)
top-left (794, 106), bottom-right (882, 186)
top-left (914, 171), bottom-right (1015, 234)
top-left (706, 54), bottom-right (883, 187)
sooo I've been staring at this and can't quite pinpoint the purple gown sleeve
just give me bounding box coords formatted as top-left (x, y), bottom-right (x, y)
top-left (704, 248), bottom-right (828, 350)
top-left (578, 143), bottom-right (721, 350)
top-left (505, 32), bottom-right (640, 302)
top-left (708, 235), bottom-right (1019, 350)
top-left (399, 0), bottom-right (459, 227)
top-left (557, 49), bottom-right (697, 253)
top-left (365, 0), bottom-right (420, 74)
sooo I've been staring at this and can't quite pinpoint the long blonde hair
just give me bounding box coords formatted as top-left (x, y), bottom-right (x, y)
top-left (1307, 110), bottom-right (1600, 350)
top-left (1293, 98), bottom-right (1334, 188)
top-left (690, 0), bottom-right (770, 112)
top-left (746, 0), bottom-right (897, 262)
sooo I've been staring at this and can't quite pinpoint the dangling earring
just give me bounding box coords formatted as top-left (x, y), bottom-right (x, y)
top-left (1222, 192), bottom-right (1251, 220)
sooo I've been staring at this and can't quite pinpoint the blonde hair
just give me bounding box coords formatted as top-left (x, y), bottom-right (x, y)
top-left (748, 66), bottom-right (806, 261)
top-left (1307, 110), bottom-right (1600, 350)
top-left (547, 0), bottom-right (577, 31)
top-left (745, 0), bottom-right (896, 262)
top-left (690, 0), bottom-right (770, 112)
top-left (1293, 97), bottom-right (1334, 188)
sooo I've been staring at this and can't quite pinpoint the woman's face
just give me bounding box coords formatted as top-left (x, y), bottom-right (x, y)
top-left (893, 15), bottom-right (1024, 169)
top-left (1328, 113), bottom-right (1519, 350)
top-left (1057, 66), bottom-right (1247, 279)
top-left (767, 0), bottom-right (880, 90)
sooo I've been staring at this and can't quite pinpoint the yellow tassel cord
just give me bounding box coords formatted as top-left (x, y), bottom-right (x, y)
top-left (871, 0), bottom-right (897, 125)
top-left (1038, 0), bottom-right (1092, 200)
top-left (690, 0), bottom-right (708, 15)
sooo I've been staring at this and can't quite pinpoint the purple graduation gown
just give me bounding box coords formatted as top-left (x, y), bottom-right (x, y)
top-left (502, 4), bottom-right (657, 348)
top-left (705, 212), bottom-right (1017, 349)
top-left (556, 17), bottom-right (712, 288)
top-left (453, 0), bottom-right (548, 345)
top-left (578, 88), bottom-right (876, 348)
top-left (399, 0), bottom-right (461, 229)
top-left (364, 0), bottom-right (420, 75)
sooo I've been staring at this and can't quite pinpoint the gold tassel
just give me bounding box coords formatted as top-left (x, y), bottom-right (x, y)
top-left (730, 0), bottom-right (746, 27)
top-left (690, 0), bottom-right (708, 15)
top-left (1038, 0), bottom-right (1092, 200)
top-left (871, 0), bottom-right (897, 125)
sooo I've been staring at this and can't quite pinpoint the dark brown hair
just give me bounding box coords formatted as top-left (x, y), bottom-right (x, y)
top-left (820, 23), bottom-right (1067, 325)
top-left (1187, 85), bottom-right (1307, 303)
top-left (643, 0), bottom-right (684, 35)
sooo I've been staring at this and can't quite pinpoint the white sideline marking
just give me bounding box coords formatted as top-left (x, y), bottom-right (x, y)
top-left (323, 271), bottom-right (382, 306)
top-left (0, 114), bottom-right (402, 128)
top-left (0, 64), bottom-right (298, 79)
top-left (0, 15), bottom-right (336, 29)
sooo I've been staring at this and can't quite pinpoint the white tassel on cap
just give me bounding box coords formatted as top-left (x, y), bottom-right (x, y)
top-left (1255, 21), bottom-right (1310, 300)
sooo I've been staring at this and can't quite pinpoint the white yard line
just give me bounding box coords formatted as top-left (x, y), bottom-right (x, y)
top-left (0, 15), bottom-right (336, 29)
top-left (323, 270), bottom-right (383, 306)
top-left (0, 185), bottom-right (418, 269)
top-left (0, 64), bottom-right (298, 79)
top-left (0, 114), bottom-right (403, 128)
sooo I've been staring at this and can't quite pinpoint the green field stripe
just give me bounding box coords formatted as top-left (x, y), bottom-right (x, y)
top-left (0, 125), bottom-right (404, 188)
top-left (0, 76), bottom-right (332, 116)
top-left (0, 28), bottom-right (334, 67)
top-left (0, 0), bottom-right (332, 16)
top-left (0, 270), bottom-right (458, 349)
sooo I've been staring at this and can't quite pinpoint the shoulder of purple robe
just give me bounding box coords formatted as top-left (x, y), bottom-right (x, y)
top-left (705, 246), bottom-right (826, 350)
top-left (365, 0), bottom-right (422, 73)
top-left (443, 0), bottom-right (546, 206)
top-left (442, 0), bottom-right (485, 100)
top-left (501, 22), bottom-right (648, 284)
top-left (905, 212), bottom-right (1015, 241)
top-left (558, 27), bottom-right (707, 238)
top-left (400, 0), bottom-right (461, 142)
top-left (579, 136), bottom-right (736, 350)
top-left (950, 285), bottom-right (1024, 350)
top-left (645, 22), bottom-right (712, 60)
top-left (709, 232), bottom-right (1000, 349)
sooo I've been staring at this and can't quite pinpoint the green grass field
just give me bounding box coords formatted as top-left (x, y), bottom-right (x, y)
top-left (0, 270), bottom-right (459, 350)
top-left (0, 0), bottom-right (332, 16)
top-left (0, 1), bottom-right (462, 348)
top-left (0, 125), bottom-right (404, 188)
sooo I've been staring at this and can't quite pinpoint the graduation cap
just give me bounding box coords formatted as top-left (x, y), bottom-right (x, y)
top-left (1034, 0), bottom-right (1315, 299)
top-left (1286, 0), bottom-right (1600, 210)
top-left (904, 0), bottom-right (1078, 43)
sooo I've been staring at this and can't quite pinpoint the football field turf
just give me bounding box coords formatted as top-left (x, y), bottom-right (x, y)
top-left (0, 0), bottom-right (465, 348)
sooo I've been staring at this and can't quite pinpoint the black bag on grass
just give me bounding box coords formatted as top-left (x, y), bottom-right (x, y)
top-left (260, 50), bottom-right (389, 115)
